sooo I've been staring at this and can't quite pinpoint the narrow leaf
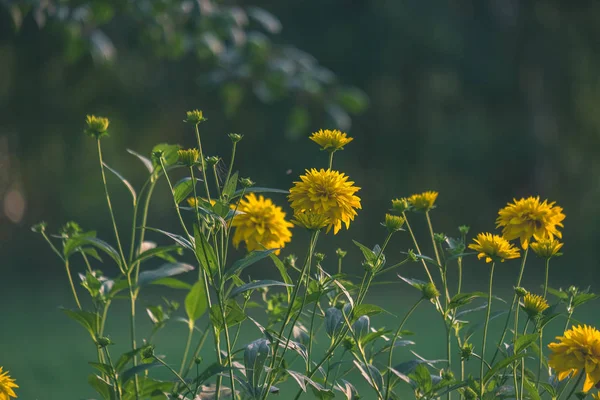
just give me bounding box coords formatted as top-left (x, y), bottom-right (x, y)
top-left (137, 263), bottom-right (194, 286)
top-left (228, 280), bottom-right (292, 298)
top-left (127, 148), bottom-right (154, 173)
top-left (225, 249), bottom-right (278, 279)
top-left (185, 281), bottom-right (208, 322)
top-left (103, 162), bottom-right (137, 205)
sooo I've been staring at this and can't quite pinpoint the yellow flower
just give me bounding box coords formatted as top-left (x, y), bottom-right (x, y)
top-left (391, 198), bottom-right (409, 213)
top-left (548, 325), bottom-right (600, 392)
top-left (288, 169), bottom-right (361, 234)
top-left (407, 191), bottom-right (438, 212)
top-left (0, 367), bottom-right (18, 400)
top-left (309, 129), bottom-right (353, 151)
top-left (292, 211), bottom-right (331, 231)
top-left (468, 233), bottom-right (520, 263)
top-left (496, 196), bottom-right (565, 249)
top-left (384, 214), bottom-right (405, 232)
top-left (530, 238), bottom-right (563, 259)
top-left (84, 115), bottom-right (110, 138)
top-left (231, 193), bottom-right (293, 254)
top-left (178, 148), bottom-right (199, 166)
top-left (521, 293), bottom-right (549, 318)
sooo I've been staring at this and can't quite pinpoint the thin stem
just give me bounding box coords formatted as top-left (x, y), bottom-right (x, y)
top-left (425, 211), bottom-right (442, 266)
top-left (96, 139), bottom-right (128, 270)
top-left (224, 142), bottom-right (237, 195)
top-left (126, 272), bottom-right (139, 399)
top-left (182, 325), bottom-right (210, 379)
top-left (402, 213), bottom-right (435, 284)
top-left (65, 259), bottom-right (82, 309)
top-left (134, 179), bottom-right (157, 283)
top-left (328, 151), bottom-right (334, 169)
top-left (543, 258), bottom-right (550, 299)
top-left (104, 347), bottom-right (122, 400)
top-left (457, 257), bottom-right (463, 295)
top-left (194, 124), bottom-right (212, 202)
top-left (307, 294), bottom-right (322, 371)
top-left (178, 323), bottom-right (195, 377)
top-left (384, 298), bottom-right (423, 399)
top-left (480, 262), bottom-right (495, 400)
top-left (514, 295), bottom-right (521, 399)
top-left (490, 248), bottom-right (529, 365)
top-left (153, 355), bottom-right (194, 395)
top-left (160, 158), bottom-right (192, 239)
top-left (563, 371), bottom-right (584, 400)
top-left (212, 164), bottom-right (222, 199)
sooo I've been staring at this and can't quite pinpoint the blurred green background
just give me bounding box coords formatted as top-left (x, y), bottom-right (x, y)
top-left (2, 0), bottom-right (600, 398)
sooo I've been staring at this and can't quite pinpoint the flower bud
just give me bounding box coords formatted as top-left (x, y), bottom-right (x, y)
top-left (408, 249), bottom-right (418, 262)
top-left (458, 225), bottom-right (470, 235)
top-left (96, 337), bottom-right (113, 348)
top-left (314, 253), bottom-right (325, 263)
top-left (195, 357), bottom-right (202, 364)
top-left (31, 221), bottom-right (47, 233)
top-left (384, 214), bottom-right (405, 232)
top-left (177, 148), bottom-right (199, 167)
top-left (141, 345), bottom-right (155, 360)
top-left (228, 133), bottom-right (243, 143)
top-left (441, 368), bottom-right (455, 380)
top-left (284, 255), bottom-right (297, 270)
top-left (239, 177), bottom-right (255, 188)
top-left (391, 198), bottom-right (409, 213)
top-left (185, 109), bottom-right (206, 124)
top-left (514, 287), bottom-right (528, 298)
top-left (460, 343), bottom-right (473, 361)
top-left (336, 248), bottom-right (347, 259)
top-left (434, 233), bottom-right (446, 243)
top-left (421, 282), bottom-right (440, 301)
top-left (84, 115), bottom-right (110, 139)
top-left (205, 156), bottom-right (220, 166)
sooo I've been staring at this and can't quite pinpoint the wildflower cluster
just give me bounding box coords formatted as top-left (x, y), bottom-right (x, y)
top-left (30, 111), bottom-right (599, 400)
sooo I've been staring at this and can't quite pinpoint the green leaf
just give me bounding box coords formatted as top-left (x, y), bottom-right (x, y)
top-left (209, 300), bottom-right (247, 332)
top-left (351, 304), bottom-right (385, 322)
top-left (361, 328), bottom-right (393, 346)
top-left (572, 292), bottom-right (599, 308)
top-left (64, 236), bottom-right (122, 267)
top-left (137, 263), bottom-right (194, 286)
top-left (514, 333), bottom-right (538, 354)
top-left (269, 254), bottom-right (293, 302)
top-left (150, 277), bottom-right (191, 290)
top-left (448, 292), bottom-right (488, 309)
top-left (173, 177), bottom-right (195, 204)
top-left (410, 363), bottom-right (433, 394)
top-left (194, 225), bottom-right (219, 277)
top-left (547, 287), bottom-right (569, 301)
top-left (88, 374), bottom-right (115, 400)
top-left (483, 353), bottom-right (526, 384)
top-left (144, 227), bottom-right (193, 251)
top-left (121, 362), bottom-right (162, 384)
top-left (185, 281), bottom-right (208, 322)
top-left (127, 148), bottom-right (153, 173)
top-left (151, 143), bottom-right (180, 173)
top-left (244, 338), bottom-right (270, 390)
top-left (61, 308), bottom-right (98, 340)
top-left (103, 162), bottom-right (137, 205)
top-left (115, 348), bottom-right (144, 372)
top-left (464, 310), bottom-right (507, 341)
top-left (222, 171), bottom-right (239, 200)
top-left (132, 245), bottom-right (182, 265)
top-left (228, 280), bottom-right (292, 298)
top-left (353, 240), bottom-right (377, 263)
top-left (231, 187), bottom-right (289, 199)
top-left (539, 382), bottom-right (557, 398)
top-left (190, 362), bottom-right (228, 386)
top-left (225, 249), bottom-right (279, 279)
top-left (325, 307), bottom-right (344, 337)
top-left (89, 362), bottom-right (114, 377)
top-left (397, 275), bottom-right (428, 290)
top-left (522, 375), bottom-right (541, 400)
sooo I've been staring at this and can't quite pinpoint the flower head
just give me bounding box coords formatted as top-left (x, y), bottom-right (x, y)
top-left (185, 109), bottom-right (206, 124)
top-left (530, 238), bottom-right (563, 259)
top-left (309, 129), bottom-right (353, 152)
top-left (391, 198), bottom-right (409, 213)
top-left (228, 133), bottom-right (243, 143)
top-left (468, 233), bottom-right (520, 263)
top-left (384, 214), bottom-right (405, 232)
top-left (408, 191), bottom-right (438, 212)
top-left (496, 196), bottom-right (565, 249)
top-left (292, 211), bottom-right (331, 231)
top-left (84, 115), bottom-right (110, 138)
top-left (548, 325), bottom-right (600, 392)
top-left (0, 367), bottom-right (18, 399)
top-left (231, 193), bottom-right (292, 254)
top-left (288, 169), bottom-right (361, 234)
top-left (421, 282), bottom-right (441, 301)
top-left (521, 293), bottom-right (549, 319)
top-left (178, 148), bottom-right (199, 167)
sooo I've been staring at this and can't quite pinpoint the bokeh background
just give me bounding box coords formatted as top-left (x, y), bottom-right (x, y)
top-left (2, 0), bottom-right (600, 398)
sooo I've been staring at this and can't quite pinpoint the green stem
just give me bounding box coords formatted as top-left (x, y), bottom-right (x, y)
top-left (178, 323), bottom-right (195, 377)
top-left (224, 142), bottom-right (237, 196)
top-left (307, 294), bottom-right (322, 372)
top-left (480, 262), bottom-right (495, 400)
top-left (384, 298), bottom-right (423, 399)
top-left (457, 257), bottom-right (463, 295)
top-left (154, 355), bottom-right (194, 394)
top-left (134, 179), bottom-right (157, 283)
top-left (160, 158), bottom-right (191, 239)
top-left (543, 258), bottom-right (550, 299)
top-left (402, 213), bottom-right (435, 284)
top-left (328, 151), bottom-right (334, 169)
top-left (212, 164), bottom-right (222, 199)
top-left (182, 325), bottom-right (211, 379)
top-left (65, 259), bottom-right (82, 309)
top-left (194, 124), bottom-right (212, 202)
top-left (490, 248), bottom-right (529, 365)
top-left (563, 371), bottom-right (584, 400)
top-left (126, 272), bottom-right (139, 399)
top-left (104, 347), bottom-right (122, 400)
top-left (514, 295), bottom-right (521, 399)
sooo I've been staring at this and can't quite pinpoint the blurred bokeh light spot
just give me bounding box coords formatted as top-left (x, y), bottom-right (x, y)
top-left (4, 188), bottom-right (26, 223)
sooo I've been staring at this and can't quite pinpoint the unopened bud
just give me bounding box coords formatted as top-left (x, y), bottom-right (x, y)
top-left (515, 287), bottom-right (528, 298)
top-left (458, 225), bottom-right (470, 235)
top-left (391, 198), bottom-right (409, 213)
top-left (239, 177), bottom-right (255, 188)
top-left (384, 214), bottom-right (405, 232)
top-left (228, 133), bottom-right (243, 143)
top-left (177, 148), bottom-right (200, 167)
top-left (421, 282), bottom-right (440, 301)
top-left (314, 253), bottom-right (325, 263)
top-left (185, 110), bottom-right (206, 124)
top-left (31, 221), bottom-right (47, 233)
top-left (142, 345), bottom-right (155, 360)
top-left (96, 337), bottom-right (113, 348)
top-left (84, 115), bottom-right (110, 139)
top-left (205, 156), bottom-right (220, 166)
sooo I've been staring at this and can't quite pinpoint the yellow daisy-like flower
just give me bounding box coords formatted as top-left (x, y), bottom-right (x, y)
top-left (468, 233), bottom-right (520, 263)
top-left (530, 238), bottom-right (564, 259)
top-left (288, 168), bottom-right (361, 234)
top-left (0, 367), bottom-right (18, 399)
top-left (407, 191), bottom-right (439, 212)
top-left (548, 325), bottom-right (600, 392)
top-left (231, 193), bottom-right (293, 254)
top-left (309, 129), bottom-right (353, 152)
top-left (292, 211), bottom-right (331, 231)
top-left (496, 196), bottom-right (565, 249)
top-left (84, 115), bottom-right (110, 138)
top-left (384, 214), bottom-right (405, 232)
top-left (521, 293), bottom-right (549, 318)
